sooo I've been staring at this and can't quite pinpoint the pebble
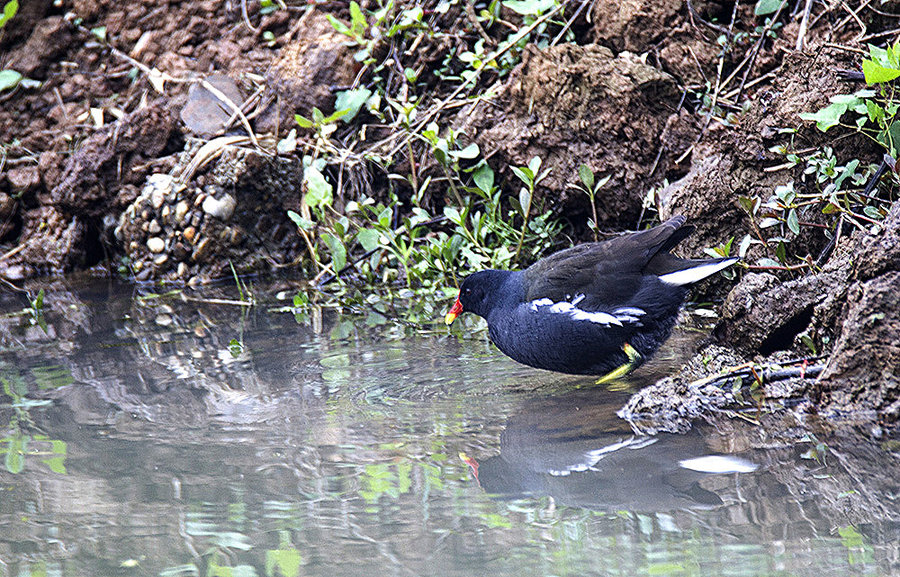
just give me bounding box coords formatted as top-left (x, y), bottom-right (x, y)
top-left (147, 237), bottom-right (166, 253)
top-left (174, 201), bottom-right (189, 225)
top-left (172, 241), bottom-right (189, 261)
top-left (183, 226), bottom-right (197, 244)
top-left (146, 174), bottom-right (175, 209)
top-left (192, 237), bottom-right (210, 262)
top-left (153, 254), bottom-right (169, 266)
top-left (148, 220), bottom-right (162, 234)
top-left (161, 205), bottom-right (171, 219)
top-left (202, 193), bottom-right (236, 221)
top-left (177, 262), bottom-right (189, 278)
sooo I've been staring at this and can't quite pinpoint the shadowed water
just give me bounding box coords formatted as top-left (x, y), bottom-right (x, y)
top-left (0, 278), bottom-right (898, 577)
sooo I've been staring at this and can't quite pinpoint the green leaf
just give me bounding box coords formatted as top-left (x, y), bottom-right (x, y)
top-left (527, 156), bottom-right (542, 176)
top-left (503, 0), bottom-right (556, 16)
top-left (775, 241), bottom-right (787, 264)
top-left (303, 166), bottom-right (333, 208)
top-left (510, 166), bottom-right (533, 186)
top-left (326, 13), bottom-right (352, 36)
top-left (862, 59), bottom-right (900, 84)
top-left (799, 101), bottom-right (848, 132)
top-left (578, 163), bottom-right (594, 190)
top-left (322, 107), bottom-right (350, 124)
top-left (0, 69), bottom-right (22, 91)
top-left (349, 0), bottom-right (367, 36)
top-left (294, 114), bottom-right (314, 128)
top-left (266, 549), bottom-right (302, 577)
top-left (453, 143), bottom-right (480, 160)
top-left (754, 0), bottom-right (783, 15)
top-left (518, 187), bottom-right (532, 218)
top-left (863, 205), bottom-right (883, 220)
top-left (443, 206), bottom-right (462, 225)
top-left (286, 210), bottom-right (314, 231)
top-left (90, 26), bottom-right (106, 42)
top-left (322, 233), bottom-right (347, 272)
top-left (471, 162), bottom-right (493, 195)
top-left (0, 0), bottom-right (18, 29)
top-left (42, 455), bottom-right (67, 474)
top-left (786, 208), bottom-right (800, 235)
top-left (356, 228), bottom-right (381, 251)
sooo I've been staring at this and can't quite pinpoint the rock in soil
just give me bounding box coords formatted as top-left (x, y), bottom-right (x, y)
top-left (463, 43), bottom-right (687, 228)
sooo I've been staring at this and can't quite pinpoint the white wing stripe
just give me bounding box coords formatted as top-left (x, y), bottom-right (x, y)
top-left (528, 299), bottom-right (643, 326)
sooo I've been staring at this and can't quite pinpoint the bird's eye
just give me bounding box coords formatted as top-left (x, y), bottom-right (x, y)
top-left (464, 288), bottom-right (472, 295)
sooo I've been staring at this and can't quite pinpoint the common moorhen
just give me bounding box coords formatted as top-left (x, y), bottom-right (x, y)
top-left (445, 216), bottom-right (737, 379)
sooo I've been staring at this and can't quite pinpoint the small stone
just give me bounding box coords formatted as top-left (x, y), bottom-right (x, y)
top-left (129, 241), bottom-right (139, 252)
top-left (229, 227), bottom-right (243, 245)
top-left (0, 192), bottom-right (17, 220)
top-left (177, 262), bottom-right (189, 278)
top-left (183, 226), bottom-right (197, 244)
top-left (194, 193), bottom-right (206, 207)
top-left (147, 237), bottom-right (166, 253)
top-left (174, 200), bottom-right (189, 225)
top-left (153, 254), bottom-right (169, 266)
top-left (187, 275), bottom-right (201, 287)
top-left (172, 242), bottom-right (189, 261)
top-left (202, 193), bottom-right (236, 221)
top-left (190, 212), bottom-right (203, 227)
top-left (161, 205), bottom-right (171, 219)
top-left (148, 220), bottom-right (162, 234)
top-left (155, 314), bottom-right (173, 327)
top-left (146, 173), bottom-right (174, 209)
top-left (192, 237), bottom-right (210, 262)
top-left (7, 166), bottom-right (40, 192)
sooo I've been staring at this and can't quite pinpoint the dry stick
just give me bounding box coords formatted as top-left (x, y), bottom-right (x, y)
top-left (550, 0), bottom-right (592, 46)
top-left (837, 0), bottom-right (869, 40)
top-left (857, 27), bottom-right (900, 43)
top-left (383, 0), bottom-right (570, 159)
top-left (240, 0), bottom-right (259, 33)
top-left (834, 0), bottom-right (873, 33)
top-left (796, 0), bottom-right (814, 51)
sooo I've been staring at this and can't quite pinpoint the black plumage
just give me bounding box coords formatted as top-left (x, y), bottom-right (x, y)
top-left (446, 216), bottom-right (737, 376)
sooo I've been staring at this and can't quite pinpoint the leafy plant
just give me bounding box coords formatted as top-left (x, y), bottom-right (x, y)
top-left (800, 41), bottom-right (900, 157)
top-left (576, 164), bottom-right (610, 241)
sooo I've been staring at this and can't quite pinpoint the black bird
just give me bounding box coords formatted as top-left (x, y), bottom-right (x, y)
top-left (445, 216), bottom-right (737, 379)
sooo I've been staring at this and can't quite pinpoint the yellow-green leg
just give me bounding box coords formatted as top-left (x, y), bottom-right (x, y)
top-left (595, 343), bottom-right (642, 385)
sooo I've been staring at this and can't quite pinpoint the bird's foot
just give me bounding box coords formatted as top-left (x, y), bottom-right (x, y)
top-left (595, 343), bottom-right (642, 385)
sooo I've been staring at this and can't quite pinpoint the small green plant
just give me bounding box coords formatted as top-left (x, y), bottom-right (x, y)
top-left (800, 40), bottom-right (900, 157)
top-left (576, 164), bottom-right (610, 241)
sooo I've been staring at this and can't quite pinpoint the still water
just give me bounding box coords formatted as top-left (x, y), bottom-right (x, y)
top-left (0, 278), bottom-right (897, 577)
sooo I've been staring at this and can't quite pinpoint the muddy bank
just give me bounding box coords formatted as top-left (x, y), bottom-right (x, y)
top-left (1, 1), bottom-right (898, 425)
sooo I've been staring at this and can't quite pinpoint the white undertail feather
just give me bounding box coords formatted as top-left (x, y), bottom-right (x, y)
top-left (658, 258), bottom-right (739, 286)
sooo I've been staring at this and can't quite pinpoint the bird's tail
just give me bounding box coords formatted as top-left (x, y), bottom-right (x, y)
top-left (656, 257), bottom-right (739, 286)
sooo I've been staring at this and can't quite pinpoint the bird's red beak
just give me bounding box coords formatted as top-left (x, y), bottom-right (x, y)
top-left (445, 297), bottom-right (463, 325)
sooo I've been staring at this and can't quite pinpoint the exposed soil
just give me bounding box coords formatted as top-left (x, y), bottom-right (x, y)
top-left (1, 1), bottom-right (899, 426)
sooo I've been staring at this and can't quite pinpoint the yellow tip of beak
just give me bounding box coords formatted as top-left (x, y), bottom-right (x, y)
top-left (445, 312), bottom-right (458, 325)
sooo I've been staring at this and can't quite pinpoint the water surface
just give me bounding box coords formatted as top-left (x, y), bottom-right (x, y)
top-left (0, 278), bottom-right (897, 577)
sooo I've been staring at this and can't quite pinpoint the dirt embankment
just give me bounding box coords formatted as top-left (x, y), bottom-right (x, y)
top-left (1, 1), bottom-right (898, 424)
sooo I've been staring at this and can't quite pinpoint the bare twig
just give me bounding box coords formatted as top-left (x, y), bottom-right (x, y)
top-left (796, 0), bottom-right (814, 51)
